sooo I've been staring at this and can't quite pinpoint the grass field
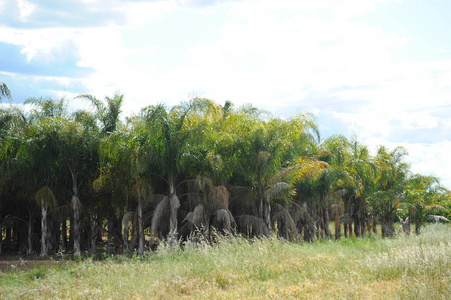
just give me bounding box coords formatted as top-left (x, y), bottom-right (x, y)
top-left (1, 224), bottom-right (450, 299)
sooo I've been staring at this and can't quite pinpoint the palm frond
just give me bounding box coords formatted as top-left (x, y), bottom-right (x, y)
top-left (427, 215), bottom-right (450, 222)
top-left (272, 208), bottom-right (298, 241)
top-left (211, 209), bottom-right (236, 233)
top-left (150, 196), bottom-right (169, 237)
top-left (235, 214), bottom-right (270, 238)
top-left (183, 204), bottom-right (204, 227)
top-left (209, 185), bottom-right (229, 210)
top-left (76, 94), bottom-right (104, 112)
top-left (0, 82), bottom-right (12, 101)
top-left (265, 182), bottom-right (291, 200)
top-left (35, 186), bottom-right (57, 209)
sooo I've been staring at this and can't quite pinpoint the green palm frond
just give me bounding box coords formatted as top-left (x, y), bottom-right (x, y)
top-left (0, 82), bottom-right (11, 102)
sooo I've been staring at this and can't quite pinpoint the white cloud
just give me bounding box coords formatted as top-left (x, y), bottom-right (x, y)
top-left (17, 0), bottom-right (36, 22)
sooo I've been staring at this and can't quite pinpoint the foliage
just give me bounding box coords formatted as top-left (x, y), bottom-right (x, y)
top-left (1, 95), bottom-right (450, 259)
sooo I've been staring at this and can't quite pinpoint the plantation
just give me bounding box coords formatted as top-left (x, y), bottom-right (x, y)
top-left (0, 224), bottom-right (450, 299)
top-left (0, 91), bottom-right (450, 258)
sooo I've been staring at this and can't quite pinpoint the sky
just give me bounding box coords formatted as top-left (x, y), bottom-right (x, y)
top-left (1, 0), bottom-right (451, 187)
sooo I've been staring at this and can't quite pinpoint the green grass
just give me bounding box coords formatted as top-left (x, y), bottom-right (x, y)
top-left (1, 224), bottom-right (450, 299)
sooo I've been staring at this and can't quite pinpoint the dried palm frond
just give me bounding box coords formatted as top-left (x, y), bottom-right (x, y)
top-left (150, 196), bottom-right (169, 237)
top-left (211, 209), bottom-right (235, 233)
top-left (209, 185), bottom-right (229, 210)
top-left (272, 208), bottom-right (298, 241)
top-left (179, 222), bottom-right (197, 240)
top-left (235, 215), bottom-right (270, 238)
top-left (427, 215), bottom-right (450, 222)
top-left (290, 203), bottom-right (316, 242)
top-left (183, 204), bottom-right (205, 227)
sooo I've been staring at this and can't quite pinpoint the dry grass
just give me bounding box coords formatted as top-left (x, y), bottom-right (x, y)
top-left (0, 224), bottom-right (449, 299)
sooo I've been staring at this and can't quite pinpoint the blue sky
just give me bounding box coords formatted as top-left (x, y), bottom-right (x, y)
top-left (1, 0), bottom-right (451, 187)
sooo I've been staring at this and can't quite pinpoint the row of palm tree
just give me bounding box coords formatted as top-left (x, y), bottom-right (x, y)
top-left (0, 91), bottom-right (449, 257)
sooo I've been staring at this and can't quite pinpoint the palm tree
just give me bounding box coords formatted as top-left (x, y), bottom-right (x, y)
top-left (76, 93), bottom-right (123, 135)
top-left (25, 97), bottom-right (68, 121)
top-left (323, 136), bottom-right (377, 238)
top-left (371, 146), bottom-right (410, 237)
top-left (125, 118), bottom-right (156, 254)
top-left (143, 101), bottom-right (200, 240)
top-left (1, 108), bottom-right (31, 254)
top-left (290, 157), bottom-right (330, 241)
top-left (232, 112), bottom-right (319, 231)
top-left (58, 119), bottom-right (99, 256)
top-left (93, 130), bottom-right (132, 253)
top-left (14, 116), bottom-right (62, 255)
top-left (78, 93), bottom-right (124, 253)
top-left (404, 174), bottom-right (449, 234)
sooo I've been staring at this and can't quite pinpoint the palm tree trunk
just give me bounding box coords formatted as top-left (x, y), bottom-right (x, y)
top-left (123, 214), bottom-right (129, 253)
top-left (40, 206), bottom-right (48, 257)
top-left (415, 220), bottom-right (421, 234)
top-left (353, 201), bottom-right (361, 238)
top-left (323, 205), bottom-right (332, 238)
top-left (318, 196), bottom-right (331, 239)
top-left (333, 204), bottom-right (340, 240)
top-left (90, 213), bottom-right (96, 253)
top-left (27, 214), bottom-right (33, 255)
top-left (373, 217), bottom-right (377, 235)
top-left (168, 176), bottom-right (179, 239)
top-left (137, 198), bottom-right (144, 255)
top-left (263, 194), bottom-right (271, 231)
top-left (360, 203), bottom-right (366, 237)
top-left (108, 207), bottom-right (115, 254)
top-left (256, 178), bottom-right (272, 231)
top-left (72, 196), bottom-right (81, 256)
top-left (382, 218), bottom-right (395, 237)
top-left (70, 169), bottom-right (81, 256)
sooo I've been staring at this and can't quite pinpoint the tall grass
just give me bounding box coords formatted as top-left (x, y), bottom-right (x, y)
top-left (0, 224), bottom-right (449, 299)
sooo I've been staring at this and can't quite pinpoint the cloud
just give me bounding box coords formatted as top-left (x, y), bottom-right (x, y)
top-left (0, 41), bottom-right (92, 77)
top-left (0, 0), bottom-right (130, 28)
